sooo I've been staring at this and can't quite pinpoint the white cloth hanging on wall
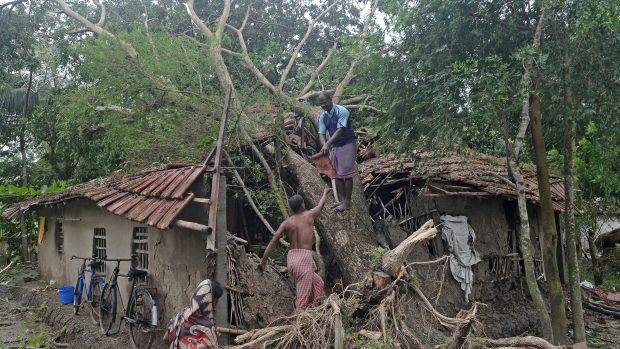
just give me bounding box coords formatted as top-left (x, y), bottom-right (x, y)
top-left (440, 215), bottom-right (482, 303)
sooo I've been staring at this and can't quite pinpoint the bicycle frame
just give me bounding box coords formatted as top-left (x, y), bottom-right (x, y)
top-left (72, 256), bottom-right (104, 307)
top-left (102, 258), bottom-right (138, 334)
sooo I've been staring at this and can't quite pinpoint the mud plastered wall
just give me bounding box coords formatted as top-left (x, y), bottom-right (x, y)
top-left (37, 201), bottom-right (135, 303)
top-left (37, 200), bottom-right (215, 328)
top-left (402, 195), bottom-right (541, 337)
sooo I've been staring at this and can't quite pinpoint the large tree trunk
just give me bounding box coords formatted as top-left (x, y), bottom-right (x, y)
top-left (562, 61), bottom-right (586, 344)
top-left (20, 71), bottom-right (33, 262)
top-left (285, 150), bottom-right (376, 284)
top-left (502, 9), bottom-right (553, 342)
top-left (508, 160), bottom-right (554, 341)
top-left (587, 229), bottom-right (603, 285)
top-left (530, 83), bottom-right (568, 345)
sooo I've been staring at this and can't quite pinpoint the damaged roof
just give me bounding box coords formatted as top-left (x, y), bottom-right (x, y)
top-left (360, 150), bottom-right (567, 212)
top-left (3, 164), bottom-right (207, 230)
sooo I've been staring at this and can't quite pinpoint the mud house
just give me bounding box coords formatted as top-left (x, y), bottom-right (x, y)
top-left (4, 148), bottom-right (574, 339)
top-left (3, 164), bottom-right (224, 323)
top-left (359, 150), bottom-right (569, 337)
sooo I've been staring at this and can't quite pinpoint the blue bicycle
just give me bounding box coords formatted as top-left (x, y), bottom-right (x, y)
top-left (70, 255), bottom-right (105, 324)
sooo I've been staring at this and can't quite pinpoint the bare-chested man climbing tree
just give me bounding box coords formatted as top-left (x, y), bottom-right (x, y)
top-left (317, 91), bottom-right (358, 212)
top-left (259, 187), bottom-right (331, 310)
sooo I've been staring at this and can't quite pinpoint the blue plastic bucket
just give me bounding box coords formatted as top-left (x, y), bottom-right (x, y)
top-left (58, 286), bottom-right (75, 305)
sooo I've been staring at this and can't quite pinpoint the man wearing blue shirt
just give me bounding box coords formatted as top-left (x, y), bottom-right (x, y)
top-left (317, 91), bottom-right (357, 212)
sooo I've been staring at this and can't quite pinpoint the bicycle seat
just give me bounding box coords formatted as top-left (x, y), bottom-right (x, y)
top-left (127, 267), bottom-right (148, 278)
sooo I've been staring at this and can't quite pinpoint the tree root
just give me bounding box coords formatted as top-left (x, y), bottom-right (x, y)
top-left (234, 293), bottom-right (348, 349)
top-left (410, 284), bottom-right (471, 330)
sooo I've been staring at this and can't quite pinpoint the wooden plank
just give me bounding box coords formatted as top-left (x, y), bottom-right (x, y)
top-left (172, 219), bottom-right (210, 233)
top-left (207, 86), bottom-right (232, 251)
top-left (214, 178), bottom-right (229, 345)
top-left (192, 198), bottom-right (210, 204)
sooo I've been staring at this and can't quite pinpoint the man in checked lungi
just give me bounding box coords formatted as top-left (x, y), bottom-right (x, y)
top-left (317, 91), bottom-right (358, 212)
top-left (258, 187), bottom-right (332, 310)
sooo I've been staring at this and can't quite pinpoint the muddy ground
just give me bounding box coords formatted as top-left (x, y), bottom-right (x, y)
top-left (2, 261), bottom-right (619, 348)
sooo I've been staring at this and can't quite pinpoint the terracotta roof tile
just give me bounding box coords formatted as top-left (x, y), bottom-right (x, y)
top-left (3, 165), bottom-right (208, 229)
top-left (360, 150), bottom-right (567, 212)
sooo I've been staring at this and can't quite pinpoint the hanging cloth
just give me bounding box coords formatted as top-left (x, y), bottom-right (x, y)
top-left (37, 217), bottom-right (46, 245)
top-left (441, 215), bottom-right (481, 303)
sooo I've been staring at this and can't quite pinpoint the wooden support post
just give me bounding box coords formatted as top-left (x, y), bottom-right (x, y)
top-left (215, 177), bottom-right (230, 345)
top-left (173, 219), bottom-right (210, 233)
top-left (207, 86), bottom-right (232, 250)
top-left (192, 197), bottom-right (211, 204)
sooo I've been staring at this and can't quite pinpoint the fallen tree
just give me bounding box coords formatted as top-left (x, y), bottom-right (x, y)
top-left (232, 221), bottom-right (459, 348)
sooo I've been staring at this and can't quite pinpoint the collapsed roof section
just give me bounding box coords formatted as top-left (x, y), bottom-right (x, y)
top-left (359, 150), bottom-right (567, 212)
top-left (3, 164), bottom-right (207, 230)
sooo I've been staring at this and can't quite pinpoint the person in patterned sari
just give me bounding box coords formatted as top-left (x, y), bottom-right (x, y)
top-left (164, 279), bottom-right (223, 349)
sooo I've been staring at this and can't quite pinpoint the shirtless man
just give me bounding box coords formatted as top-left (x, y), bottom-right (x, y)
top-left (258, 188), bottom-right (331, 310)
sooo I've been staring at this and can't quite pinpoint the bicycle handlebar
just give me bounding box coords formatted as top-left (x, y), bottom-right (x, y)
top-left (71, 255), bottom-right (93, 260)
top-left (100, 257), bottom-right (134, 262)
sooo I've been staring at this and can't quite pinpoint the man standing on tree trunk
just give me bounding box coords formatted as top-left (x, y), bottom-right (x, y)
top-left (259, 188), bottom-right (331, 310)
top-left (317, 91), bottom-right (358, 212)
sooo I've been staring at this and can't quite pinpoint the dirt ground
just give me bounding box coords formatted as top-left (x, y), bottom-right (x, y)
top-left (0, 262), bottom-right (55, 348)
top-left (2, 261), bottom-right (620, 348)
top-left (0, 262), bottom-right (166, 349)
top-left (583, 309), bottom-right (620, 348)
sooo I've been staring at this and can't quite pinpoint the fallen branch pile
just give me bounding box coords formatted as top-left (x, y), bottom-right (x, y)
top-left (229, 219), bottom-right (561, 348)
top-left (581, 285), bottom-right (620, 319)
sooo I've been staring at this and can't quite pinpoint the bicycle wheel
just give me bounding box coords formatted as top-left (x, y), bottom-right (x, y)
top-left (89, 277), bottom-right (104, 325)
top-left (73, 276), bottom-right (83, 315)
top-left (99, 283), bottom-right (117, 335)
top-left (127, 288), bottom-right (156, 349)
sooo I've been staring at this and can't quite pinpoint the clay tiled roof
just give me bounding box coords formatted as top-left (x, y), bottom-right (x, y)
top-left (3, 165), bottom-right (207, 229)
top-left (360, 151), bottom-right (567, 212)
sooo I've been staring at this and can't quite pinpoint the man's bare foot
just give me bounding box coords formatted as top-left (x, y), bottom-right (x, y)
top-left (334, 201), bottom-right (351, 212)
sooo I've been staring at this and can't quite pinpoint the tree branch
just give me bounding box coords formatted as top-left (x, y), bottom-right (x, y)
top-left (67, 0), bottom-right (106, 35)
top-left (224, 23), bottom-right (277, 93)
top-left (239, 4), bottom-right (252, 32)
top-left (0, 0), bottom-right (27, 12)
top-left (225, 151), bottom-right (289, 248)
top-left (184, 0), bottom-right (214, 38)
top-left (298, 42), bottom-right (337, 98)
top-left (298, 89), bottom-right (332, 101)
top-left (55, 0), bottom-right (136, 58)
top-left (215, 0), bottom-right (231, 41)
top-left (278, 1), bottom-right (338, 93)
top-left (95, 105), bottom-right (134, 115)
top-left (342, 104), bottom-right (383, 113)
top-left (340, 94), bottom-right (373, 105)
top-left (221, 48), bottom-right (243, 58)
top-left (333, 0), bottom-right (379, 103)
top-left (513, 12), bottom-right (545, 158)
top-left (140, 0), bottom-right (159, 61)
